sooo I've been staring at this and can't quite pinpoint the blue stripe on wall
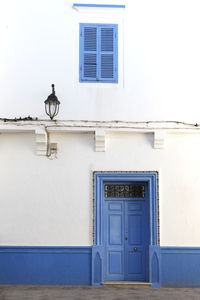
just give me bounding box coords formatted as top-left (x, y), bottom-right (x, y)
top-left (161, 247), bottom-right (200, 287)
top-left (73, 4), bottom-right (125, 8)
top-left (1, 246), bottom-right (200, 286)
top-left (0, 247), bottom-right (92, 285)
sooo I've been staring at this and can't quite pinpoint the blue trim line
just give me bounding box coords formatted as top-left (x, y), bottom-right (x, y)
top-left (0, 246), bottom-right (92, 285)
top-left (94, 172), bottom-right (158, 246)
top-left (161, 246), bottom-right (200, 253)
top-left (73, 4), bottom-right (125, 8)
top-left (93, 172), bottom-right (158, 285)
top-left (0, 246), bottom-right (91, 253)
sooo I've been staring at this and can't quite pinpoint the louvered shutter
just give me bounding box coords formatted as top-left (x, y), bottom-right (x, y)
top-left (80, 24), bottom-right (97, 81)
top-left (99, 25), bottom-right (118, 82)
top-left (80, 23), bottom-right (118, 83)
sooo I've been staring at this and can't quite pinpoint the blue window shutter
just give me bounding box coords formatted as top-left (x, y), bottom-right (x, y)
top-left (100, 25), bottom-right (117, 82)
top-left (100, 24), bottom-right (118, 83)
top-left (79, 23), bottom-right (118, 83)
top-left (80, 24), bottom-right (97, 81)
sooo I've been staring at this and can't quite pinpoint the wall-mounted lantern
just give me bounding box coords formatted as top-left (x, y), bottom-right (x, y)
top-left (44, 84), bottom-right (60, 120)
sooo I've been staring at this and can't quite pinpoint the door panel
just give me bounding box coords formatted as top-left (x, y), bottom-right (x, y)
top-left (128, 203), bottom-right (142, 211)
top-left (128, 214), bottom-right (142, 245)
top-left (108, 251), bottom-right (123, 274)
top-left (109, 215), bottom-right (123, 245)
top-left (127, 251), bottom-right (143, 274)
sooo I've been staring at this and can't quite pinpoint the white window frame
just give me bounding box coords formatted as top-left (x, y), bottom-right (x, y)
top-left (73, 6), bottom-right (124, 89)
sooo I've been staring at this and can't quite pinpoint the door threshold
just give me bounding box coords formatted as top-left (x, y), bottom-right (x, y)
top-left (103, 281), bottom-right (152, 288)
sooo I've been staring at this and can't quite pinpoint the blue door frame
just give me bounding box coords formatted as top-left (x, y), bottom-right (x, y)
top-left (92, 172), bottom-right (161, 286)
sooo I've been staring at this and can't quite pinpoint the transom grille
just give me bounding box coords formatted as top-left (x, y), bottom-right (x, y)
top-left (104, 184), bottom-right (145, 198)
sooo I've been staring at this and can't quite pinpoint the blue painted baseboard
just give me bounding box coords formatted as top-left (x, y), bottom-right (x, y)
top-left (161, 247), bottom-right (200, 287)
top-left (1, 246), bottom-right (200, 287)
top-left (0, 247), bottom-right (92, 285)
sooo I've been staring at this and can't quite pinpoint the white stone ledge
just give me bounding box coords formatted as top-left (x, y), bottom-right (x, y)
top-left (0, 120), bottom-right (199, 131)
top-left (0, 121), bottom-right (199, 154)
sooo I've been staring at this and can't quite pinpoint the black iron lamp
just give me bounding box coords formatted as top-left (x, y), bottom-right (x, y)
top-left (44, 84), bottom-right (60, 120)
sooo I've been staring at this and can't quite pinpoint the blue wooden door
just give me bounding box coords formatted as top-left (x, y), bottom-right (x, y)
top-left (104, 198), bottom-right (148, 281)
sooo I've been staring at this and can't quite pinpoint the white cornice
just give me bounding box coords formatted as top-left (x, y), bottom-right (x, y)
top-left (0, 120), bottom-right (199, 131)
top-left (0, 120), bottom-right (200, 154)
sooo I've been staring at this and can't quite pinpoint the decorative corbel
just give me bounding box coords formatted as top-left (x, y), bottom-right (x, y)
top-left (154, 131), bottom-right (165, 149)
top-left (95, 129), bottom-right (106, 152)
top-left (35, 127), bottom-right (47, 156)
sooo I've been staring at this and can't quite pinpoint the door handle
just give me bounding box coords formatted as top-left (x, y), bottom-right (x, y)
top-left (134, 247), bottom-right (137, 252)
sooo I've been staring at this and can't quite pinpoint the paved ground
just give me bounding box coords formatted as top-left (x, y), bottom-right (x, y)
top-left (0, 285), bottom-right (200, 300)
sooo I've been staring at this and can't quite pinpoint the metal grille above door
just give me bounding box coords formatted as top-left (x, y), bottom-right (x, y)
top-left (104, 184), bottom-right (145, 198)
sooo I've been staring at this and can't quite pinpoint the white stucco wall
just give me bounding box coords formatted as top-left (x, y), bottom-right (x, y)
top-left (1, 0), bottom-right (200, 122)
top-left (0, 131), bottom-right (200, 247)
top-left (1, 0), bottom-right (200, 248)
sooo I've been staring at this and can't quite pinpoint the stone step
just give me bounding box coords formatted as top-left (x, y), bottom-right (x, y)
top-left (103, 281), bottom-right (152, 288)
